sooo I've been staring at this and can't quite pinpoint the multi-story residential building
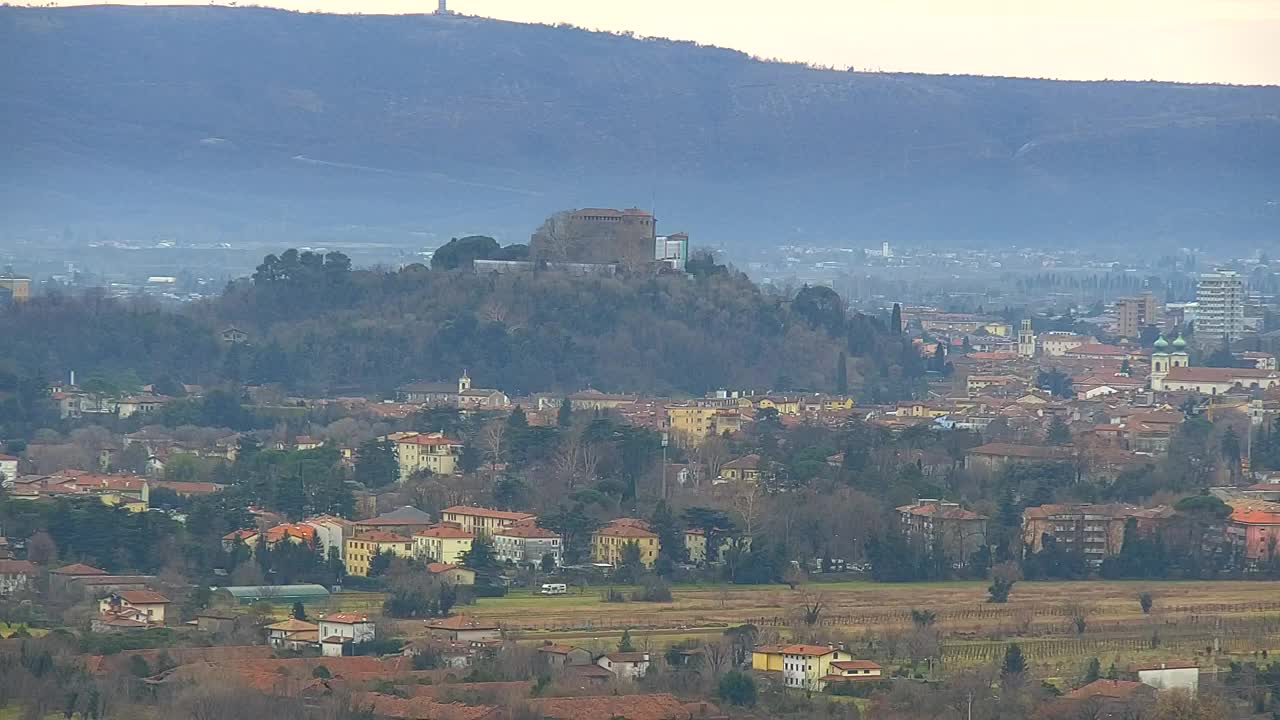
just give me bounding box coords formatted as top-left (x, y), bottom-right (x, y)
top-left (439, 506), bottom-right (536, 537)
top-left (753, 644), bottom-right (853, 691)
top-left (493, 524), bottom-right (562, 567)
top-left (592, 519), bottom-right (659, 567)
top-left (303, 515), bottom-right (354, 559)
top-left (666, 405), bottom-right (744, 448)
top-left (1114, 292), bottom-right (1161, 340)
top-left (1021, 504), bottom-right (1137, 566)
top-left (1197, 270), bottom-right (1246, 345)
top-left (1226, 506), bottom-right (1280, 569)
top-left (390, 432), bottom-right (464, 481)
top-left (1039, 333), bottom-right (1096, 357)
top-left (413, 524), bottom-right (474, 565)
top-left (343, 531), bottom-right (414, 577)
top-left (717, 454), bottom-right (767, 484)
top-left (896, 498), bottom-right (988, 565)
top-left (97, 590), bottom-right (170, 626)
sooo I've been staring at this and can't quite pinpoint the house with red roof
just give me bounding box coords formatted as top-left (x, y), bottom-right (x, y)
top-left (318, 613), bottom-right (375, 657)
top-left (439, 506), bottom-right (536, 537)
top-left (1227, 506), bottom-right (1280, 568)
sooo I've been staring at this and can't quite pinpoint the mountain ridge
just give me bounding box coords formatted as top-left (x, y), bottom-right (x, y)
top-left (2, 5), bottom-right (1278, 250)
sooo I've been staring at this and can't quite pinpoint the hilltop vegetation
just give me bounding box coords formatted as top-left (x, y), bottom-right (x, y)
top-left (3, 5), bottom-right (1279, 247)
top-left (0, 252), bottom-right (922, 404)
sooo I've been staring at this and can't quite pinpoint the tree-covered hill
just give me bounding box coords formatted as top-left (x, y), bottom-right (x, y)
top-left (0, 255), bottom-right (922, 402)
top-left (3, 5), bottom-right (1278, 248)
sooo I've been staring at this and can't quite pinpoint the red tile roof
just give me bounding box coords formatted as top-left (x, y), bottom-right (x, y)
top-left (1065, 679), bottom-right (1150, 700)
top-left (0, 560), bottom-right (37, 575)
top-left (115, 590), bottom-right (171, 605)
top-left (415, 525), bottom-right (474, 539)
top-left (425, 615), bottom-right (498, 631)
top-left (441, 506), bottom-right (535, 522)
top-left (52, 563), bottom-right (108, 576)
top-left (494, 524), bottom-right (558, 539)
top-left (321, 613), bottom-right (370, 624)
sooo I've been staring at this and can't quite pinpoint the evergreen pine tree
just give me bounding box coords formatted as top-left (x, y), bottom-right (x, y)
top-left (291, 601), bottom-right (306, 620)
top-left (890, 303), bottom-right (903, 335)
top-left (1001, 643), bottom-right (1026, 677)
top-left (557, 397), bottom-right (573, 428)
top-left (835, 352), bottom-right (849, 394)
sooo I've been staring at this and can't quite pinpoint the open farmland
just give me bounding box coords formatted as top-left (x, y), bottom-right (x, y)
top-left (385, 579), bottom-right (1280, 675)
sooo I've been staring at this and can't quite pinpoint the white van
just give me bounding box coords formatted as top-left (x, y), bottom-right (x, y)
top-left (539, 583), bottom-right (568, 595)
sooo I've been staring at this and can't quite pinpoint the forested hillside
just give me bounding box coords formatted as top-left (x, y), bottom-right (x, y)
top-left (3, 5), bottom-right (1279, 247)
top-left (0, 253), bottom-right (921, 412)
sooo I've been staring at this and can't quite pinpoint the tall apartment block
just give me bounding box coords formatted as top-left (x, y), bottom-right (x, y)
top-left (1196, 270), bottom-right (1245, 345)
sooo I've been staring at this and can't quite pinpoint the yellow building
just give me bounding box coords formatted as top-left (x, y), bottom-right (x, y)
top-left (666, 406), bottom-right (745, 448)
top-left (752, 644), bottom-right (788, 672)
top-left (592, 520), bottom-right (659, 567)
top-left (755, 396), bottom-right (801, 415)
top-left (391, 432), bottom-right (465, 481)
top-left (343, 531), bottom-right (414, 577)
top-left (0, 276), bottom-right (30, 303)
top-left (684, 529), bottom-right (747, 564)
top-left (824, 397), bottom-right (855, 412)
top-left (718, 454), bottom-right (766, 484)
top-left (752, 644), bottom-right (853, 691)
top-left (414, 524), bottom-right (474, 565)
top-left (439, 506), bottom-right (536, 537)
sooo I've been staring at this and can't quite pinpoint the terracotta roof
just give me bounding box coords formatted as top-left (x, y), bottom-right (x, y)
top-left (1229, 509), bottom-right (1280, 525)
top-left (441, 506), bottom-right (535, 522)
top-left (321, 613), bottom-right (370, 624)
top-left (783, 644), bottom-right (840, 657)
top-left (721, 454), bottom-right (761, 470)
top-left (753, 644), bottom-right (790, 655)
top-left (0, 560), bottom-right (37, 575)
top-left (596, 524), bottom-right (658, 539)
top-left (831, 660), bottom-right (882, 671)
top-left (52, 563), bottom-right (108, 576)
top-left (1164, 366), bottom-right (1279, 383)
top-left (223, 529), bottom-right (259, 542)
top-left (426, 563), bottom-right (471, 575)
top-left (114, 590), bottom-right (171, 605)
top-left (415, 525), bottom-right (474, 539)
top-left (494, 524), bottom-right (558, 539)
top-left (1065, 679), bottom-right (1150, 700)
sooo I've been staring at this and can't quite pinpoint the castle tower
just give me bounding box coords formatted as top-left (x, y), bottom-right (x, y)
top-left (458, 370), bottom-right (471, 394)
top-left (1018, 319), bottom-right (1036, 358)
top-left (436, 0), bottom-right (449, 15)
top-left (1170, 334), bottom-right (1190, 369)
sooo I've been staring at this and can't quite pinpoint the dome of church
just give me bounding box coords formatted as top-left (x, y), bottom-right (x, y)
top-left (1172, 334), bottom-right (1187, 350)
top-left (1153, 336), bottom-right (1169, 351)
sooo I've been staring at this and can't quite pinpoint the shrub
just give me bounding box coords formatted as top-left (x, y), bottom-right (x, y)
top-left (632, 578), bottom-right (673, 603)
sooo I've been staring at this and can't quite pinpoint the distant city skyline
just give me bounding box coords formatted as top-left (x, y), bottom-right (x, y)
top-left (49, 0), bottom-right (1280, 85)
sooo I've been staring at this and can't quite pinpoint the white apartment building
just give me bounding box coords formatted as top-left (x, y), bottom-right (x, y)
top-left (1196, 271), bottom-right (1245, 345)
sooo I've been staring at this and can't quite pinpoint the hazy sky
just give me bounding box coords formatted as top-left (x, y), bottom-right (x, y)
top-left (57, 0), bottom-right (1280, 85)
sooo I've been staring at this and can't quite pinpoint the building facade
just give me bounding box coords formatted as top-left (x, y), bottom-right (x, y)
top-left (439, 506), bottom-right (536, 537)
top-left (493, 524), bottom-right (562, 566)
top-left (1196, 270), bottom-right (1245, 345)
